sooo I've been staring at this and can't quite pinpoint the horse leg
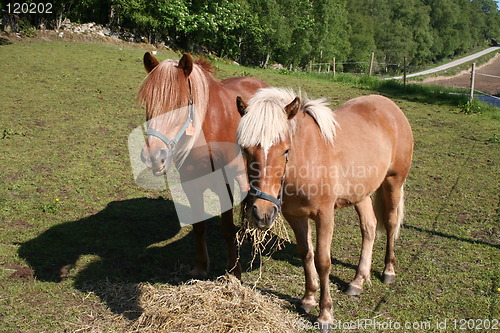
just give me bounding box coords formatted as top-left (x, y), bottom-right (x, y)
top-left (346, 196), bottom-right (377, 295)
top-left (187, 190), bottom-right (209, 278)
top-left (191, 221), bottom-right (209, 278)
top-left (284, 213), bottom-right (318, 313)
top-left (215, 171), bottom-right (241, 278)
top-left (220, 208), bottom-right (241, 278)
top-left (379, 177), bottom-right (405, 284)
top-left (313, 208), bottom-right (335, 329)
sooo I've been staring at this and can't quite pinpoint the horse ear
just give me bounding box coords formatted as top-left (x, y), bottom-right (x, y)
top-left (143, 52), bottom-right (159, 73)
top-left (285, 97), bottom-right (300, 120)
top-left (178, 53), bottom-right (193, 77)
top-left (236, 96), bottom-right (248, 116)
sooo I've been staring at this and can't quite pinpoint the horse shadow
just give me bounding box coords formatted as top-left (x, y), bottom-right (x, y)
top-left (18, 197), bottom-right (254, 319)
top-left (18, 197), bottom-right (370, 319)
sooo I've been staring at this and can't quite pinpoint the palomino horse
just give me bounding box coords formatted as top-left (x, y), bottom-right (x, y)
top-left (139, 52), bottom-right (268, 278)
top-left (237, 88), bottom-right (413, 327)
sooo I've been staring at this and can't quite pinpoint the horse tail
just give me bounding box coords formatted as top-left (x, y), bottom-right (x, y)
top-left (374, 184), bottom-right (405, 240)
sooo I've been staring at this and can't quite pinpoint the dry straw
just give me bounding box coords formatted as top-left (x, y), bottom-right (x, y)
top-left (129, 274), bottom-right (306, 332)
top-left (235, 201), bottom-right (291, 275)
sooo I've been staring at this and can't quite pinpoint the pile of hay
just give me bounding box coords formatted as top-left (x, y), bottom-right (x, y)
top-left (130, 274), bottom-right (306, 332)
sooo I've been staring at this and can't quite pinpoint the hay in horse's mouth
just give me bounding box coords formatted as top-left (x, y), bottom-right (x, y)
top-left (236, 204), bottom-right (290, 271)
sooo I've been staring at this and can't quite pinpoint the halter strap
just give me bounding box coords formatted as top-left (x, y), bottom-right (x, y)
top-left (145, 79), bottom-right (194, 152)
top-left (249, 184), bottom-right (283, 206)
top-left (249, 154), bottom-right (288, 208)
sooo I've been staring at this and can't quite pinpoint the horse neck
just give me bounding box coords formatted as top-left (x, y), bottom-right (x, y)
top-left (286, 112), bottom-right (332, 183)
top-left (291, 111), bottom-right (323, 149)
top-left (200, 78), bottom-right (241, 143)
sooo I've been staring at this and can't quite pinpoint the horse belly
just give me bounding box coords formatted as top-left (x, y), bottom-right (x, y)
top-left (331, 156), bottom-right (390, 208)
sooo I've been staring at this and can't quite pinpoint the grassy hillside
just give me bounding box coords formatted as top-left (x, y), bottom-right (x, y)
top-left (0, 37), bottom-right (498, 332)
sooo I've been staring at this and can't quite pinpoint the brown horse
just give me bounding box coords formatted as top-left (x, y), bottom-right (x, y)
top-left (237, 88), bottom-right (413, 327)
top-left (138, 52), bottom-right (268, 278)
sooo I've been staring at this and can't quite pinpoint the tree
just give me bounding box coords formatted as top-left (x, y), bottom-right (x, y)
top-left (311, 0), bottom-right (351, 66)
top-left (346, 0), bottom-right (376, 71)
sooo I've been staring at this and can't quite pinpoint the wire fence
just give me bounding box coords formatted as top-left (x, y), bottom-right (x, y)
top-left (307, 61), bottom-right (480, 77)
top-left (308, 61), bottom-right (405, 76)
top-left (306, 57), bottom-right (500, 108)
top-left (472, 70), bottom-right (500, 107)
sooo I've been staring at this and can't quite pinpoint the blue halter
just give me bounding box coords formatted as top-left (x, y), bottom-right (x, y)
top-left (249, 184), bottom-right (283, 207)
top-left (145, 103), bottom-right (194, 152)
top-left (249, 154), bottom-right (289, 208)
top-left (145, 79), bottom-right (194, 153)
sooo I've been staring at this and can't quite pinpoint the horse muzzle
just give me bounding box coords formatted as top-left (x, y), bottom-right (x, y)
top-left (252, 201), bottom-right (279, 229)
top-left (141, 147), bottom-right (173, 175)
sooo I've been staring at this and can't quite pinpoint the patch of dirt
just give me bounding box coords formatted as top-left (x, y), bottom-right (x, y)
top-left (5, 262), bottom-right (35, 281)
top-left (6, 219), bottom-right (34, 230)
top-left (423, 54), bottom-right (500, 95)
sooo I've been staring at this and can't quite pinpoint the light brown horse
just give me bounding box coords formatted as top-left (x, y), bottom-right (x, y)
top-left (138, 52), bottom-right (268, 278)
top-left (237, 88), bottom-right (413, 327)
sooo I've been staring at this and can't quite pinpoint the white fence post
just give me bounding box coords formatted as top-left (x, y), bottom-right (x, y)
top-left (470, 63), bottom-right (476, 102)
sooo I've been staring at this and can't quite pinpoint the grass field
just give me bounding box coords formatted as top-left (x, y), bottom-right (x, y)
top-left (0, 36), bottom-right (498, 332)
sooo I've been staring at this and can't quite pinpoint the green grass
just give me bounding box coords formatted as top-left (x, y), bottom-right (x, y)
top-left (0, 36), bottom-right (499, 332)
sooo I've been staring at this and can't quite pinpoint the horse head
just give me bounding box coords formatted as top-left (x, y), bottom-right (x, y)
top-left (139, 52), bottom-right (199, 175)
top-left (237, 94), bottom-right (300, 229)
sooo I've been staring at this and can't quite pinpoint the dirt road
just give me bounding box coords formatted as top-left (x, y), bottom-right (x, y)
top-left (423, 54), bottom-right (500, 96)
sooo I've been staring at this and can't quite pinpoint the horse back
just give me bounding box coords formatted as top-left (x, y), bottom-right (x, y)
top-left (202, 77), bottom-right (268, 142)
top-left (222, 77), bottom-right (269, 102)
top-left (335, 94), bottom-right (413, 177)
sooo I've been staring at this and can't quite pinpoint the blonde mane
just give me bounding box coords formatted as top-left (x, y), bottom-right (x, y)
top-left (138, 59), bottom-right (210, 166)
top-left (237, 88), bottom-right (337, 149)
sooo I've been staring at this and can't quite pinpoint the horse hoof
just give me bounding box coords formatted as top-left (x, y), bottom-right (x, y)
top-left (299, 301), bottom-right (317, 314)
top-left (383, 274), bottom-right (396, 284)
top-left (189, 267), bottom-right (208, 279)
top-left (346, 285), bottom-right (363, 296)
top-left (316, 319), bottom-right (332, 332)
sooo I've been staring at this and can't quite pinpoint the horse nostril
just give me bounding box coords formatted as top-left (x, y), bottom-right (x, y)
top-left (272, 205), bottom-right (278, 219)
top-left (252, 205), bottom-right (259, 219)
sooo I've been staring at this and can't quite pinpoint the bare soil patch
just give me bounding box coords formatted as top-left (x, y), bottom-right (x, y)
top-left (6, 262), bottom-right (34, 281)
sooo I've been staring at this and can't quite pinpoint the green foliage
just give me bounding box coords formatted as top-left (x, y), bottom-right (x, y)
top-left (40, 199), bottom-right (61, 214)
top-left (2, 128), bottom-right (27, 139)
top-left (460, 99), bottom-right (483, 114)
top-left (486, 133), bottom-right (499, 143)
top-left (18, 19), bottom-right (36, 37)
top-left (4, 0), bottom-right (500, 67)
